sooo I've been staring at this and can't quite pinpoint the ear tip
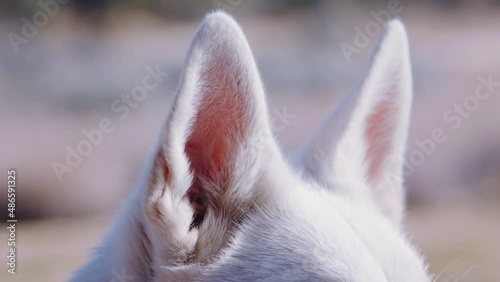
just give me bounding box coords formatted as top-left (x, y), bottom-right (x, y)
top-left (199, 10), bottom-right (242, 37)
top-left (385, 18), bottom-right (409, 44)
top-left (204, 10), bottom-right (235, 24)
top-left (373, 18), bottom-right (410, 62)
top-left (205, 10), bottom-right (235, 22)
top-left (387, 17), bottom-right (405, 28)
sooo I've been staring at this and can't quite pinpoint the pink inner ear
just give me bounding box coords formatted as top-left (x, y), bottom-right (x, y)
top-left (185, 54), bottom-right (249, 184)
top-left (365, 87), bottom-right (397, 180)
top-left (182, 54), bottom-right (250, 223)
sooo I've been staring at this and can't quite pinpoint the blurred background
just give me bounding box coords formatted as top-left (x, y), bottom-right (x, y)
top-left (0, 0), bottom-right (499, 281)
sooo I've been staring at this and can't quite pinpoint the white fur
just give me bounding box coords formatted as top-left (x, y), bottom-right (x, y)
top-left (71, 12), bottom-right (430, 282)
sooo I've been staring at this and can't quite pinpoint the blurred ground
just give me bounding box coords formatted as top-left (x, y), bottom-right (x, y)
top-left (0, 1), bottom-right (499, 281)
top-left (1, 202), bottom-right (499, 281)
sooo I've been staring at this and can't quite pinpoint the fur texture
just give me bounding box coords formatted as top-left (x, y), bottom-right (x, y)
top-left (71, 11), bottom-right (430, 282)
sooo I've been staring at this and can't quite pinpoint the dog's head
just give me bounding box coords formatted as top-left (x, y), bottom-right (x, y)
top-left (142, 11), bottom-right (429, 281)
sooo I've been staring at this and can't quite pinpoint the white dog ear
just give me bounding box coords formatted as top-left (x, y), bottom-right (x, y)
top-left (143, 11), bottom-right (274, 263)
top-left (300, 20), bottom-right (412, 227)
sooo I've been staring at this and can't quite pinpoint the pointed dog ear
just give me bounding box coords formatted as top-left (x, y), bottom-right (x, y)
top-left (300, 20), bottom-right (412, 227)
top-left (142, 11), bottom-right (277, 264)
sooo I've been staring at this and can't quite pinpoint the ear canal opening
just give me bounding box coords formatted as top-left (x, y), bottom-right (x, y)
top-left (187, 181), bottom-right (208, 230)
